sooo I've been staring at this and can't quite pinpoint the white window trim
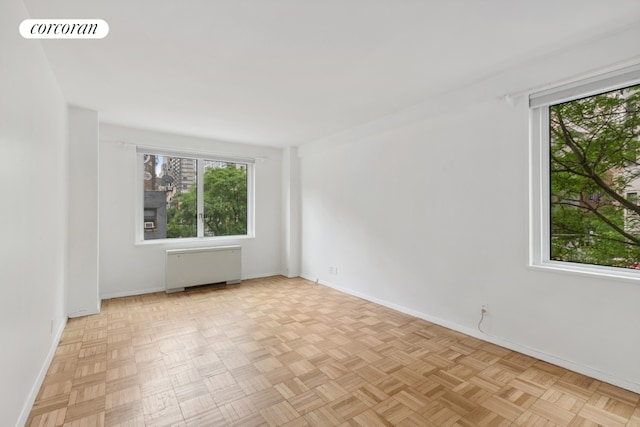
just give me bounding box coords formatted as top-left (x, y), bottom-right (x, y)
top-left (529, 64), bottom-right (640, 282)
top-left (135, 148), bottom-right (255, 244)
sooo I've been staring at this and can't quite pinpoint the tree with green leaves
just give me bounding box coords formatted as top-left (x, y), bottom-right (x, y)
top-left (166, 164), bottom-right (247, 238)
top-left (550, 84), bottom-right (640, 267)
top-left (166, 189), bottom-right (197, 238)
top-left (203, 164), bottom-right (247, 236)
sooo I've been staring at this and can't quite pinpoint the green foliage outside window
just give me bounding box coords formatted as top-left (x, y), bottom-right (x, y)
top-left (166, 164), bottom-right (247, 238)
top-left (550, 84), bottom-right (640, 268)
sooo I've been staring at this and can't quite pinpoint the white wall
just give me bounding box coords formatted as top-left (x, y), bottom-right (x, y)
top-left (99, 124), bottom-right (283, 298)
top-left (0, 0), bottom-right (69, 425)
top-left (67, 107), bottom-right (100, 317)
top-left (299, 25), bottom-right (640, 392)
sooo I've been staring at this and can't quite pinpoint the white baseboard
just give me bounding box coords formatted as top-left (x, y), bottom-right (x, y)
top-left (16, 317), bottom-right (67, 427)
top-left (67, 305), bottom-right (101, 319)
top-left (302, 275), bottom-right (640, 395)
top-left (100, 273), bottom-right (286, 301)
top-left (242, 272), bottom-right (286, 280)
top-left (100, 286), bottom-right (165, 300)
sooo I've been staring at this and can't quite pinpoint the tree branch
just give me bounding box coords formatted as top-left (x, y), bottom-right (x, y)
top-left (556, 112), bottom-right (640, 216)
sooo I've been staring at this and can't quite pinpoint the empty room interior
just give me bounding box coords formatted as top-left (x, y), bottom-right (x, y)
top-left (3, 0), bottom-right (640, 426)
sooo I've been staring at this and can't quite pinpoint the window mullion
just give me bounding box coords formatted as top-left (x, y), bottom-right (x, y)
top-left (197, 159), bottom-right (204, 237)
top-left (540, 106), bottom-right (551, 263)
top-left (247, 164), bottom-right (255, 237)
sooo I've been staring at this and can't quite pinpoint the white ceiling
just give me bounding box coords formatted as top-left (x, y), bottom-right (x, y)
top-left (22, 0), bottom-right (640, 147)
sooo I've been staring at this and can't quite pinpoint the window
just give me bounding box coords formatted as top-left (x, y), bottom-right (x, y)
top-left (626, 192), bottom-right (638, 213)
top-left (139, 150), bottom-right (254, 241)
top-left (530, 65), bottom-right (640, 276)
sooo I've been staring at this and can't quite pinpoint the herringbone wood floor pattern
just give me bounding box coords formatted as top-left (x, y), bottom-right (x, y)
top-left (27, 276), bottom-right (640, 426)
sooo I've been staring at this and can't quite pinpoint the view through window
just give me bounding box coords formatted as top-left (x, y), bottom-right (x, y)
top-left (142, 153), bottom-right (250, 240)
top-left (549, 83), bottom-right (640, 268)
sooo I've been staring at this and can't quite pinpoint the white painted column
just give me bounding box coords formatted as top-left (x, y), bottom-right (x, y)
top-left (67, 106), bottom-right (100, 317)
top-left (282, 146), bottom-right (301, 277)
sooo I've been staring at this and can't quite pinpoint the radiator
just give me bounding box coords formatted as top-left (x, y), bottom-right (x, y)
top-left (165, 246), bottom-right (241, 293)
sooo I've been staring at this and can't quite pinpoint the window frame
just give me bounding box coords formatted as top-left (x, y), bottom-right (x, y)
top-left (529, 64), bottom-right (640, 280)
top-left (136, 147), bottom-right (255, 244)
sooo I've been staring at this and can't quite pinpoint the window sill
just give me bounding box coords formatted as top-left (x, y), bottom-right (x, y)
top-left (529, 259), bottom-right (640, 283)
top-left (135, 234), bottom-right (255, 247)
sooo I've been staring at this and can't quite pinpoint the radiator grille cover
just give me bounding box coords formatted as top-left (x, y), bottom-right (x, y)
top-left (165, 246), bottom-right (241, 292)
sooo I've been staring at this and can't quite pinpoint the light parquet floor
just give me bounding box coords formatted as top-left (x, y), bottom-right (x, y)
top-left (27, 276), bottom-right (640, 427)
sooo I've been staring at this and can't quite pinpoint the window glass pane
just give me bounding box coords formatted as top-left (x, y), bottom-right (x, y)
top-left (202, 161), bottom-right (248, 237)
top-left (549, 84), bottom-right (640, 268)
top-left (143, 154), bottom-right (197, 239)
